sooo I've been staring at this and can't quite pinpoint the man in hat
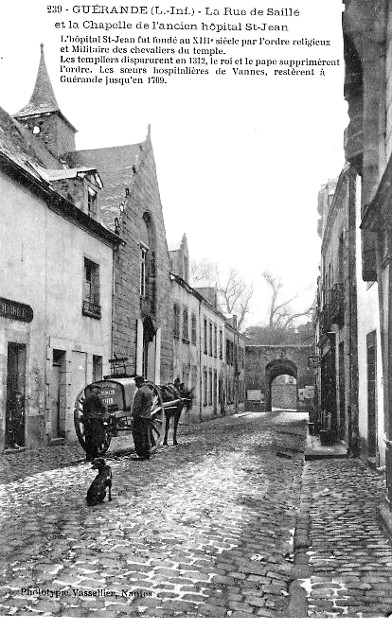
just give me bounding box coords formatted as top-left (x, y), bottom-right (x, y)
top-left (131, 376), bottom-right (152, 460)
top-left (83, 383), bottom-right (106, 461)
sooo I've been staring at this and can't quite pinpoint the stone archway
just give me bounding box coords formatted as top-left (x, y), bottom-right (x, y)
top-left (245, 344), bottom-right (314, 412)
top-left (265, 358), bottom-right (297, 411)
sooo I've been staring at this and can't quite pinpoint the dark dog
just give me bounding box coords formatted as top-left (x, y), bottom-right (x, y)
top-left (86, 457), bottom-right (112, 506)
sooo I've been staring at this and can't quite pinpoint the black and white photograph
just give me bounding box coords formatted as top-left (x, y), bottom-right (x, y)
top-left (1, 0), bottom-right (392, 617)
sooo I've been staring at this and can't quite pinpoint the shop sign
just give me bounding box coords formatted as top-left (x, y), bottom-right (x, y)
top-left (0, 297), bottom-right (33, 323)
top-left (99, 381), bottom-right (123, 410)
top-left (308, 355), bottom-right (320, 368)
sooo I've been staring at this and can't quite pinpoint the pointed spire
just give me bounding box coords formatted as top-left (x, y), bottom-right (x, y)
top-left (15, 44), bottom-right (60, 117)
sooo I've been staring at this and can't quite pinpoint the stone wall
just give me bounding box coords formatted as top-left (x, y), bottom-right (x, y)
top-left (70, 132), bottom-right (174, 384)
top-left (245, 344), bottom-right (314, 411)
top-left (112, 134), bottom-right (173, 383)
top-left (18, 113), bottom-right (76, 159)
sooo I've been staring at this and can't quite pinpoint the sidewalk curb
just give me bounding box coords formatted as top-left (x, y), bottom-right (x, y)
top-left (287, 459), bottom-right (311, 618)
top-left (377, 503), bottom-right (392, 544)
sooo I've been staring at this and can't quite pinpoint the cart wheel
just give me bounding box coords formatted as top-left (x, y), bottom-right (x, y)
top-left (74, 389), bottom-right (112, 456)
top-left (145, 381), bottom-right (165, 454)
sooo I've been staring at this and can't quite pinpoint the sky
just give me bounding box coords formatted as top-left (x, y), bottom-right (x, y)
top-left (0, 0), bottom-right (348, 327)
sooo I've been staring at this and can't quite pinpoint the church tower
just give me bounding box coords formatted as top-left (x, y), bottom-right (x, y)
top-left (14, 44), bottom-right (77, 158)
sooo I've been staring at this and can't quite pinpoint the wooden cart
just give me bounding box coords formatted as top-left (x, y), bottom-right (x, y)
top-left (74, 376), bottom-right (167, 456)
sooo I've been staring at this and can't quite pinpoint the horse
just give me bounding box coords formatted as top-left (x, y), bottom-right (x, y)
top-left (157, 382), bottom-right (194, 446)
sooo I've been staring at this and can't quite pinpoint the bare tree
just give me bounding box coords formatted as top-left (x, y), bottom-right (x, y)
top-left (262, 270), bottom-right (314, 329)
top-left (189, 258), bottom-right (218, 286)
top-left (190, 260), bottom-right (253, 330)
top-left (219, 269), bottom-right (253, 330)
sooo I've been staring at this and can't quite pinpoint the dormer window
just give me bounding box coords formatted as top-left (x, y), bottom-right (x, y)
top-left (32, 125), bottom-right (41, 135)
top-left (87, 186), bottom-right (97, 217)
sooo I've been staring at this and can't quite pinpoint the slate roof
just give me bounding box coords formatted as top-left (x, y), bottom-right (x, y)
top-left (14, 44), bottom-right (76, 132)
top-left (0, 105), bottom-right (52, 182)
top-left (16, 121), bottom-right (63, 169)
top-left (0, 103), bottom-right (121, 245)
top-left (68, 144), bottom-right (141, 229)
top-left (168, 233), bottom-right (188, 252)
top-left (15, 44), bottom-right (59, 117)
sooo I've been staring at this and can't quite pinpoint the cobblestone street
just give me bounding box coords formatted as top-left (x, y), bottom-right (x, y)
top-left (292, 459), bottom-right (392, 618)
top-left (0, 411), bottom-right (306, 617)
top-left (1, 411), bottom-right (392, 618)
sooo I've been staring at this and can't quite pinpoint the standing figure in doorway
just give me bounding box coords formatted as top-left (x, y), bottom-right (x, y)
top-left (83, 384), bottom-right (106, 462)
top-left (6, 391), bottom-right (24, 449)
top-left (131, 376), bottom-right (152, 461)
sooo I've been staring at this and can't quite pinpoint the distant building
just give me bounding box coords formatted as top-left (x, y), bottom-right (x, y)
top-left (169, 238), bottom-right (245, 421)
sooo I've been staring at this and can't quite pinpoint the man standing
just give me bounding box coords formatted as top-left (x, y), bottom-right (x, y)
top-left (83, 384), bottom-right (106, 462)
top-left (6, 391), bottom-right (24, 449)
top-left (131, 376), bottom-right (152, 461)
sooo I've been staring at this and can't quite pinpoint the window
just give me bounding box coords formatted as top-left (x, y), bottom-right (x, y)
top-left (93, 355), bottom-right (103, 382)
top-left (203, 367), bottom-right (208, 406)
top-left (209, 322), bottom-right (213, 356)
top-left (83, 258), bottom-right (101, 319)
top-left (183, 308), bottom-right (189, 343)
top-left (173, 303), bottom-right (180, 339)
top-left (204, 318), bottom-right (208, 354)
top-left (230, 341), bottom-right (234, 365)
top-left (191, 314), bottom-right (197, 345)
top-left (214, 325), bottom-right (217, 358)
top-left (87, 186), bottom-right (98, 218)
top-left (219, 329), bottom-right (223, 360)
top-left (209, 369), bottom-right (213, 405)
top-left (139, 245), bottom-right (148, 298)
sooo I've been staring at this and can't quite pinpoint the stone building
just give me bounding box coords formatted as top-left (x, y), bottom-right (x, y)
top-left (343, 0), bottom-right (392, 505)
top-left (169, 238), bottom-right (245, 421)
top-left (0, 42), bottom-right (176, 452)
top-left (67, 130), bottom-right (173, 384)
top-left (245, 344), bottom-right (314, 412)
top-left (225, 318), bottom-right (246, 415)
top-left (315, 167), bottom-right (360, 449)
top-left (1, 44), bottom-right (248, 452)
top-left (0, 55), bottom-right (120, 450)
top-left (316, 164), bottom-right (384, 462)
top-left (20, 44), bottom-right (173, 387)
top-left (355, 176), bottom-right (384, 467)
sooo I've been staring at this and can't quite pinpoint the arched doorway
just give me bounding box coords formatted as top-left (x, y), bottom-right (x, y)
top-left (265, 358), bottom-right (297, 411)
